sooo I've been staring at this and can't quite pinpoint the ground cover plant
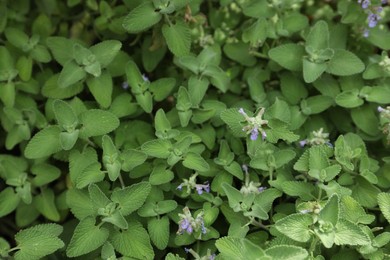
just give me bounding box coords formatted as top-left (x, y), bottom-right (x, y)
top-left (1, 0), bottom-right (390, 259)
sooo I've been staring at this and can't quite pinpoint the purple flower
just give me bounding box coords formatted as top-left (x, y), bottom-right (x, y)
top-left (186, 224), bottom-right (193, 234)
top-left (368, 13), bottom-right (379, 27)
top-left (383, 0), bottom-right (387, 4)
top-left (238, 108), bottom-right (246, 116)
top-left (250, 128), bottom-right (259, 140)
top-left (299, 140), bottom-right (307, 147)
top-left (363, 29), bottom-right (370, 37)
top-left (184, 247), bottom-right (190, 253)
top-left (242, 164), bottom-right (249, 173)
top-left (209, 254), bottom-right (216, 260)
top-left (362, 0), bottom-right (370, 8)
top-left (177, 184), bottom-right (183, 190)
top-left (142, 74), bottom-right (149, 82)
top-left (180, 218), bottom-right (190, 230)
top-left (261, 130), bottom-right (267, 140)
top-left (378, 106), bottom-right (386, 113)
top-left (195, 183), bottom-right (210, 195)
top-left (325, 142), bottom-right (333, 148)
top-left (258, 187), bottom-right (267, 192)
top-left (201, 222), bottom-right (207, 234)
top-left (204, 183), bottom-right (210, 193)
top-left (196, 186), bottom-right (204, 195)
top-left (122, 82), bottom-right (129, 90)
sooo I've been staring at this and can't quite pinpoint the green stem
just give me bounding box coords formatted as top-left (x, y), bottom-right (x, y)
top-left (269, 167), bottom-right (274, 182)
top-left (118, 174), bottom-right (125, 189)
top-left (317, 186), bottom-right (323, 201)
top-left (309, 236), bottom-right (319, 256)
top-left (250, 51), bottom-right (269, 59)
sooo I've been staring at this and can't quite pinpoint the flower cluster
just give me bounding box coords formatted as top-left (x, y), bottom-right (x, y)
top-left (184, 248), bottom-right (216, 260)
top-left (177, 173), bottom-right (210, 195)
top-left (238, 108), bottom-right (268, 141)
top-left (358, 0), bottom-right (386, 37)
top-left (177, 207), bottom-right (207, 236)
top-left (299, 128), bottom-right (331, 147)
top-left (240, 165), bottom-right (267, 195)
top-left (379, 52), bottom-right (390, 72)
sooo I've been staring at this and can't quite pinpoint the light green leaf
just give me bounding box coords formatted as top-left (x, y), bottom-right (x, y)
top-left (306, 20), bottom-right (329, 50)
top-left (265, 245), bottom-right (308, 260)
top-left (242, 18), bottom-right (268, 45)
top-left (122, 2), bottom-right (162, 33)
top-left (33, 189), bottom-right (60, 222)
top-left (352, 177), bottom-right (380, 208)
top-left (360, 86), bottom-right (390, 104)
top-left (24, 126), bottom-right (62, 159)
top-left (14, 224), bottom-right (64, 260)
top-left (162, 21), bottom-right (191, 57)
top-left (66, 188), bottom-right (95, 220)
top-left (69, 147), bottom-right (98, 186)
top-left (58, 60), bottom-right (86, 88)
top-left (334, 219), bottom-right (370, 246)
top-left (188, 76), bottom-right (209, 107)
top-left (220, 108), bottom-right (247, 138)
top-left (215, 237), bottom-right (267, 260)
top-left (268, 44), bottom-right (304, 71)
top-left (111, 182), bottom-right (151, 216)
top-left (5, 27), bottom-right (29, 49)
top-left (46, 37), bottom-right (75, 65)
top-left (76, 162), bottom-right (104, 189)
top-left (341, 195), bottom-right (375, 224)
top-left (351, 105), bottom-right (380, 136)
top-left (90, 40), bottom-right (121, 68)
top-left (149, 165), bottom-right (174, 185)
top-left (378, 192), bottom-right (390, 224)
top-left (121, 149), bottom-right (148, 172)
top-left (335, 89), bottom-right (364, 108)
top-left (149, 77), bottom-right (176, 102)
top-left (148, 216), bottom-right (170, 250)
top-left (281, 181), bottom-right (316, 201)
top-left (53, 99), bottom-right (78, 130)
top-left (110, 221), bottom-right (154, 259)
top-left (203, 64), bottom-right (230, 93)
top-left (0, 187), bottom-right (20, 218)
top-left (223, 42), bottom-right (257, 66)
top-left (86, 70), bottom-right (113, 108)
top-left (182, 152), bottom-right (210, 172)
top-left (275, 213), bottom-right (313, 242)
top-left (79, 109), bottom-right (119, 138)
top-left (303, 59), bottom-right (327, 83)
top-left (301, 95), bottom-right (333, 115)
top-left (327, 49), bottom-right (365, 76)
top-left (280, 72), bottom-right (308, 105)
top-left (141, 139), bottom-right (172, 158)
top-left (319, 194), bottom-right (339, 226)
top-left (66, 217), bottom-right (109, 257)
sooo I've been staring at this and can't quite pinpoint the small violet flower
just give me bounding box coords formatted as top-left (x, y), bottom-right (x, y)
top-left (238, 107), bottom-right (268, 141)
top-left (358, 0), bottom-right (384, 37)
top-left (177, 207), bottom-right (207, 237)
top-left (141, 74), bottom-right (149, 82)
top-left (240, 164), bottom-right (266, 195)
top-left (122, 82), bottom-right (129, 90)
top-left (362, 0), bottom-right (370, 9)
top-left (177, 173), bottom-right (210, 195)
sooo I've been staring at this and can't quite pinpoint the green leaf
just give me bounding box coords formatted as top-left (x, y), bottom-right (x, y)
top-left (188, 76), bottom-right (209, 107)
top-left (182, 152), bottom-right (210, 172)
top-left (121, 149), bottom-right (148, 172)
top-left (281, 181), bottom-right (316, 201)
top-left (16, 56), bottom-right (32, 81)
top-left (351, 105), bottom-right (380, 136)
top-left (79, 109), bottom-right (120, 138)
top-left (306, 20), bottom-right (329, 50)
top-left (302, 59), bottom-right (327, 83)
top-left (42, 74), bottom-right (84, 99)
top-left (86, 70), bottom-right (113, 108)
top-left (280, 73), bottom-right (308, 105)
top-left (242, 18), bottom-right (268, 46)
top-left (215, 237), bottom-right (266, 260)
top-left (66, 217), bottom-right (109, 257)
top-left (275, 213), bottom-right (313, 242)
top-left (142, 36), bottom-right (167, 72)
top-left (24, 126), bottom-right (62, 159)
top-left (360, 86), bottom-right (390, 104)
top-left (0, 187), bottom-right (20, 217)
top-left (33, 189), bottom-right (60, 222)
top-left (352, 177), bottom-right (380, 208)
top-left (149, 77), bottom-right (176, 102)
top-left (327, 49), bottom-right (365, 76)
top-left (76, 162), bottom-right (104, 189)
top-left (122, 2), bottom-right (162, 33)
top-left (90, 40), bottom-right (121, 68)
top-left (88, 183), bottom-right (111, 211)
top-left (301, 95), bottom-right (333, 115)
top-left (319, 194), bottom-right (339, 226)
top-left (111, 182), bottom-right (151, 216)
top-left (141, 139), bottom-right (172, 158)
top-left (148, 216), bottom-right (170, 250)
top-left (155, 108), bottom-right (171, 135)
top-left (268, 44), bottom-right (304, 71)
top-left (110, 221), bottom-right (154, 259)
top-left (53, 99), bottom-right (78, 130)
top-left (203, 65), bottom-right (230, 93)
top-left (149, 164), bottom-right (174, 185)
top-left (223, 42), bottom-right (257, 66)
top-left (265, 245), bottom-right (308, 260)
top-left (282, 12), bottom-right (309, 35)
top-left (378, 192), bottom-right (390, 224)
top-left (341, 195), bottom-right (375, 224)
top-left (14, 224), bottom-right (64, 260)
top-left (222, 183), bottom-right (243, 212)
top-left (5, 27), bottom-right (29, 49)
top-left (66, 188), bottom-right (95, 220)
top-left (46, 37), bottom-right (75, 65)
top-left (162, 21), bottom-right (191, 57)
top-left (335, 89), bottom-right (364, 108)
top-left (69, 147), bottom-right (98, 186)
top-left (220, 108), bottom-right (247, 138)
top-left (58, 60), bottom-right (86, 88)
top-left (334, 219), bottom-right (370, 246)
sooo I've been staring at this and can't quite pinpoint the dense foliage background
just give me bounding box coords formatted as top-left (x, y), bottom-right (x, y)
top-left (1, 0), bottom-right (390, 259)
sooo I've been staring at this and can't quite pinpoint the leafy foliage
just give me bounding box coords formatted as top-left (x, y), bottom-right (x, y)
top-left (1, 0), bottom-right (390, 259)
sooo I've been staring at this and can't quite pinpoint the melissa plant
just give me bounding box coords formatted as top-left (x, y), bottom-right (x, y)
top-left (1, 0), bottom-right (390, 259)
